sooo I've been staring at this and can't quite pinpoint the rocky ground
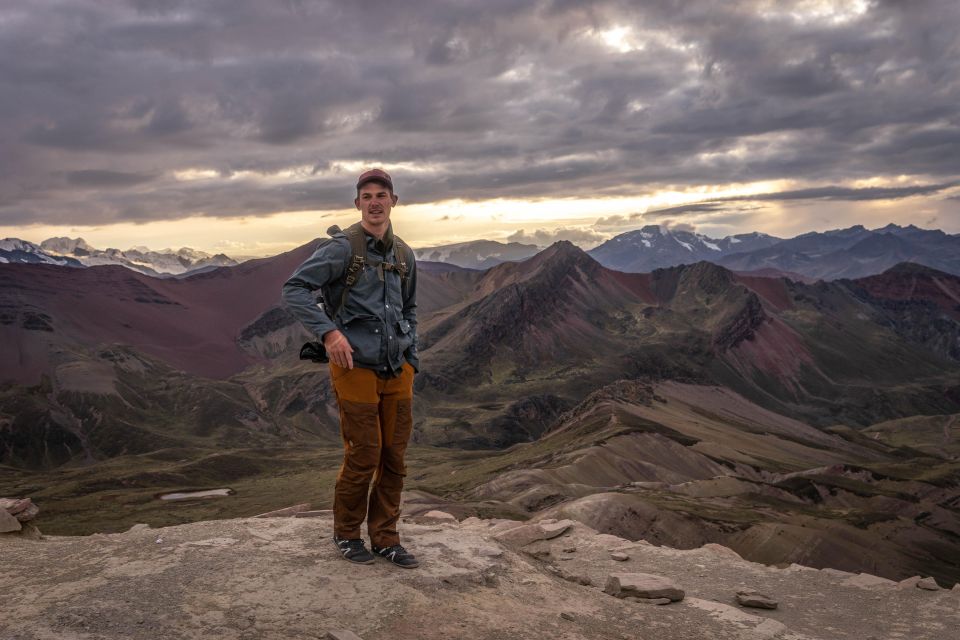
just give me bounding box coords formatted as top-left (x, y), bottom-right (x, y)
top-left (2, 510), bottom-right (958, 640)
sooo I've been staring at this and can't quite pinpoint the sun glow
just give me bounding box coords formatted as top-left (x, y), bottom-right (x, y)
top-left (6, 177), bottom-right (955, 258)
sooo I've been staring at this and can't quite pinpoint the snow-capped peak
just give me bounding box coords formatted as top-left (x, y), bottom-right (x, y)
top-left (39, 237), bottom-right (95, 255)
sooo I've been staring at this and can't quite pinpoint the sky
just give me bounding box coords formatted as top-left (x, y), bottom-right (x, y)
top-left (1, 0), bottom-right (959, 256)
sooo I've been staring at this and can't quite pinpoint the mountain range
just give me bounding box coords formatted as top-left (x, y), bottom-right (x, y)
top-left (416, 223), bottom-right (960, 281)
top-left (0, 237), bottom-right (238, 276)
top-left (6, 222), bottom-right (958, 282)
top-left (2, 231), bottom-right (959, 584)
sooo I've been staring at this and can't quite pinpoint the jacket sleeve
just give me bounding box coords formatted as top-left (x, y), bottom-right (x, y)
top-left (280, 240), bottom-right (349, 340)
top-left (402, 253), bottom-right (419, 371)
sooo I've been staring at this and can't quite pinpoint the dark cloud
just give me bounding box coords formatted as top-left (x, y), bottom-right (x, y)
top-left (65, 170), bottom-right (158, 187)
top-left (2, 0), bottom-right (959, 226)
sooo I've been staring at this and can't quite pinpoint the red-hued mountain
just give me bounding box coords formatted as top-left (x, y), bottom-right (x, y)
top-left (423, 242), bottom-right (655, 368)
top-left (0, 245), bottom-right (312, 383)
top-left (0, 240), bottom-right (474, 384)
top-left (414, 245), bottom-right (959, 447)
top-left (850, 262), bottom-right (960, 321)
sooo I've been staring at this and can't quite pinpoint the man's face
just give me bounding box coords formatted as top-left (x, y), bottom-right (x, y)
top-left (355, 181), bottom-right (398, 228)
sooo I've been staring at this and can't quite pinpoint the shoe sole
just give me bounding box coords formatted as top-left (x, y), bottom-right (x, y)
top-left (375, 555), bottom-right (419, 569)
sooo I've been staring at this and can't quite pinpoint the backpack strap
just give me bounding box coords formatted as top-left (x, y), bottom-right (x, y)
top-left (339, 222), bottom-right (368, 316)
top-left (393, 236), bottom-right (413, 284)
top-left (326, 223), bottom-right (413, 319)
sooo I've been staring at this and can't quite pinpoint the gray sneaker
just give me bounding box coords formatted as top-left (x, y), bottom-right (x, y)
top-left (371, 543), bottom-right (419, 569)
top-left (333, 535), bottom-right (375, 564)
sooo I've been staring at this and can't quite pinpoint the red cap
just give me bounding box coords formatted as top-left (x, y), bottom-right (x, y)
top-left (356, 168), bottom-right (393, 191)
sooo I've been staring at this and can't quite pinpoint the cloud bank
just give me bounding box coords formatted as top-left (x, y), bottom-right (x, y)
top-left (1, 0), bottom-right (959, 234)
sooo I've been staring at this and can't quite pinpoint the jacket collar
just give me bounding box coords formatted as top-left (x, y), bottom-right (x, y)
top-left (362, 222), bottom-right (394, 255)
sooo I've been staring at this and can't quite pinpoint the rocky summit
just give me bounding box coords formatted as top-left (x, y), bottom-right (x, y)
top-left (2, 511), bottom-right (956, 640)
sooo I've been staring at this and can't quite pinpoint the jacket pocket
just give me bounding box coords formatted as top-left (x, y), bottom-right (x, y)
top-left (396, 319), bottom-right (414, 355)
top-left (338, 312), bottom-right (384, 366)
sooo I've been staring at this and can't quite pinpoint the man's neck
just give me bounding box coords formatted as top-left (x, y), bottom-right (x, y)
top-left (360, 220), bottom-right (388, 241)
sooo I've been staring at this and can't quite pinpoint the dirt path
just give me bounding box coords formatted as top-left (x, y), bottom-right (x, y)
top-left (2, 514), bottom-right (957, 639)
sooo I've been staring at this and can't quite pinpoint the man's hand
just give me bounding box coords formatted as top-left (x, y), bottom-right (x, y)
top-left (323, 330), bottom-right (354, 369)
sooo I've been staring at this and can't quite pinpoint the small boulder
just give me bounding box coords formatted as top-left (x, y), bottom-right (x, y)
top-left (898, 576), bottom-right (921, 589)
top-left (736, 590), bottom-right (778, 610)
top-left (494, 519), bottom-right (573, 546)
top-left (0, 508), bottom-right (22, 533)
top-left (610, 552), bottom-right (629, 562)
top-left (495, 525), bottom-right (547, 546)
top-left (559, 612), bottom-right (575, 621)
top-left (917, 577), bottom-right (942, 591)
top-left (1, 497), bottom-right (39, 523)
top-left (422, 510), bottom-right (458, 522)
top-left (540, 519), bottom-right (574, 539)
top-left (604, 573), bottom-right (684, 602)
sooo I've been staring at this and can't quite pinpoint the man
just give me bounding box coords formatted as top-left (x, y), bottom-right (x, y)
top-left (281, 168), bottom-right (419, 568)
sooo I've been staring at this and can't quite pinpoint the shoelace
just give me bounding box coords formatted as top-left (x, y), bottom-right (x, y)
top-left (340, 538), bottom-right (367, 551)
top-left (381, 544), bottom-right (407, 556)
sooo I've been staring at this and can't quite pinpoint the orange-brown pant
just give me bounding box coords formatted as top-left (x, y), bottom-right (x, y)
top-left (329, 361), bottom-right (414, 548)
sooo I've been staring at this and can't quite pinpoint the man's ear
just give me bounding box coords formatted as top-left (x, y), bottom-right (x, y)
top-left (391, 193), bottom-right (399, 205)
top-left (354, 197), bottom-right (361, 210)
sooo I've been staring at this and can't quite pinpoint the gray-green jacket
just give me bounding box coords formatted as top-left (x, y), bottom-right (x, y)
top-left (281, 223), bottom-right (418, 375)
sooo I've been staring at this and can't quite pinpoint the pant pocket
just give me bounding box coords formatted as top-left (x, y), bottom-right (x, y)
top-left (391, 398), bottom-right (413, 448)
top-left (339, 399), bottom-right (380, 450)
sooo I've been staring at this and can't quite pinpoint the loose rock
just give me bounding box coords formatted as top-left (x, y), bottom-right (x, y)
top-left (0, 497), bottom-right (39, 524)
top-left (610, 552), bottom-right (629, 561)
top-left (736, 590), bottom-right (778, 610)
top-left (0, 508), bottom-right (22, 533)
top-left (898, 576), bottom-right (921, 589)
top-left (422, 510), bottom-right (458, 522)
top-left (540, 519), bottom-right (574, 539)
top-left (604, 573), bottom-right (684, 602)
top-left (326, 631), bottom-right (364, 640)
top-left (917, 577), bottom-right (941, 591)
top-left (494, 519), bottom-right (573, 546)
top-left (560, 612), bottom-right (575, 621)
